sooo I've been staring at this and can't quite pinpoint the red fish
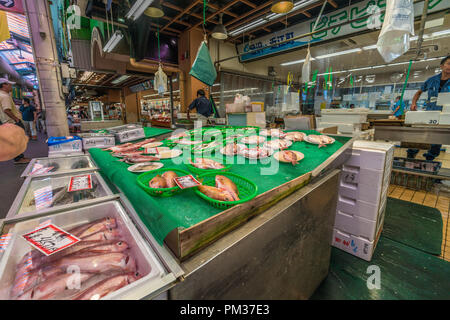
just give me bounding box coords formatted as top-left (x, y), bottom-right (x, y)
top-left (149, 175), bottom-right (168, 189)
top-left (73, 272), bottom-right (141, 300)
top-left (53, 252), bottom-right (136, 273)
top-left (82, 228), bottom-right (121, 241)
top-left (198, 185), bottom-right (235, 202)
top-left (215, 175), bottom-right (239, 201)
top-left (10, 266), bottom-right (63, 298)
top-left (121, 155), bottom-right (160, 163)
top-left (15, 272), bottom-right (94, 300)
top-left (280, 151), bottom-right (298, 166)
top-left (161, 171), bottom-right (178, 188)
top-left (68, 217), bottom-right (117, 238)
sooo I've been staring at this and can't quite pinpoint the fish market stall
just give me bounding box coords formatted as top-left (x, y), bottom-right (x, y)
top-left (86, 126), bottom-right (355, 299)
top-left (20, 155), bottom-right (98, 178)
top-left (0, 199), bottom-right (183, 300)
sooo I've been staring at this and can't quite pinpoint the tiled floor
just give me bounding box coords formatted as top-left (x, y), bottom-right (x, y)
top-left (388, 184), bottom-right (450, 262)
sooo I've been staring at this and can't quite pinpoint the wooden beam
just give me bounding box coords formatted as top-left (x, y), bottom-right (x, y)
top-left (161, 15), bottom-right (191, 28)
top-left (262, 27), bottom-right (271, 32)
top-left (327, 0), bottom-right (338, 8)
top-left (160, 0), bottom-right (201, 32)
top-left (189, 0), bottom-right (240, 31)
top-left (151, 23), bottom-right (181, 34)
top-left (226, 2), bottom-right (273, 30)
top-left (302, 10), bottom-right (312, 18)
top-left (240, 0), bottom-right (257, 8)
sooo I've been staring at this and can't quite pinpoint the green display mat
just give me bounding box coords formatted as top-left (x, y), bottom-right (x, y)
top-left (90, 129), bottom-right (350, 245)
top-left (311, 237), bottom-right (450, 300)
top-left (382, 198), bottom-right (443, 255)
top-left (143, 127), bottom-right (172, 138)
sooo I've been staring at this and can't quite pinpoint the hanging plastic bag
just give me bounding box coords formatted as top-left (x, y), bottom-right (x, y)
top-left (154, 64), bottom-right (167, 95)
top-left (376, 0), bottom-right (415, 63)
top-left (302, 49), bottom-right (311, 84)
top-left (189, 41), bottom-right (217, 86)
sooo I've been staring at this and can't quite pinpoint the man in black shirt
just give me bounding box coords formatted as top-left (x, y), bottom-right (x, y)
top-left (187, 89), bottom-right (213, 124)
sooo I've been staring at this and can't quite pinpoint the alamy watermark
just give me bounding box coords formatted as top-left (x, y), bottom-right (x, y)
top-left (366, 265), bottom-right (381, 290)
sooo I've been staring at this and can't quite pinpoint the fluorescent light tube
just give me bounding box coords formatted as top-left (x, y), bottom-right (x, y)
top-left (103, 30), bottom-right (124, 53)
top-left (316, 48), bottom-right (362, 59)
top-left (281, 57), bottom-right (316, 66)
top-left (362, 45), bottom-right (377, 50)
top-left (125, 0), bottom-right (154, 21)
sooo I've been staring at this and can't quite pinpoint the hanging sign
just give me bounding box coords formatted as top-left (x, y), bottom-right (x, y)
top-left (0, 0), bottom-right (25, 14)
top-left (237, 0), bottom-right (446, 62)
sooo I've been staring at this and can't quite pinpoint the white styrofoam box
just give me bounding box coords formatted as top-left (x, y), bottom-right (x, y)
top-left (334, 210), bottom-right (379, 241)
top-left (317, 122), bottom-right (361, 134)
top-left (331, 226), bottom-right (382, 261)
top-left (345, 142), bottom-right (394, 171)
top-left (442, 105), bottom-right (450, 113)
top-left (320, 113), bottom-right (367, 124)
top-left (439, 113), bottom-right (450, 125)
top-left (339, 178), bottom-right (383, 205)
top-left (337, 195), bottom-right (379, 221)
top-left (353, 140), bottom-right (395, 155)
top-left (405, 111), bottom-right (440, 125)
top-left (341, 165), bottom-right (385, 187)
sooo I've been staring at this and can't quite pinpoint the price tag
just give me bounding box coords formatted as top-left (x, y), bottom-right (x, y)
top-left (68, 174), bottom-right (92, 192)
top-left (174, 175), bottom-right (201, 189)
top-left (33, 186), bottom-right (54, 210)
top-left (22, 224), bottom-right (80, 256)
top-left (343, 172), bottom-right (358, 184)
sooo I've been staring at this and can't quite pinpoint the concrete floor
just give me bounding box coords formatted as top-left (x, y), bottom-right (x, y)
top-left (0, 131), bottom-right (48, 219)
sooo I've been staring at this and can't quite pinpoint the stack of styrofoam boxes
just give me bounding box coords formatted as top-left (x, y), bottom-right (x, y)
top-left (317, 109), bottom-right (369, 134)
top-left (332, 140), bottom-right (394, 261)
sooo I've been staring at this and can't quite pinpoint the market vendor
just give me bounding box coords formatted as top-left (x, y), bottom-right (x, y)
top-left (391, 96), bottom-right (405, 119)
top-left (187, 89), bottom-right (213, 123)
top-left (409, 55), bottom-right (450, 160)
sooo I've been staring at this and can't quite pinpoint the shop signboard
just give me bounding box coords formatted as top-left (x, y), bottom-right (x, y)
top-left (237, 0), bottom-right (447, 62)
top-left (0, 0), bottom-right (24, 14)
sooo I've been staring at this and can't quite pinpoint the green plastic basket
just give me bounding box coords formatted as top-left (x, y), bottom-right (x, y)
top-left (194, 172), bottom-right (258, 209)
top-left (137, 168), bottom-right (191, 197)
top-left (186, 157), bottom-right (232, 175)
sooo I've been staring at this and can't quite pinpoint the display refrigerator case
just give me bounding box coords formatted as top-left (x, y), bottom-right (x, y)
top-left (7, 172), bottom-right (117, 219)
top-left (78, 133), bottom-right (116, 150)
top-left (107, 124), bottom-right (145, 143)
top-left (21, 155), bottom-right (98, 179)
top-left (0, 200), bottom-right (183, 300)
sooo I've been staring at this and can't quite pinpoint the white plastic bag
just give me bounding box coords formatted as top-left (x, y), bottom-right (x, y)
top-left (302, 49), bottom-right (311, 84)
top-left (154, 65), bottom-right (167, 95)
top-left (242, 95), bottom-right (251, 106)
top-left (376, 0), bottom-right (415, 63)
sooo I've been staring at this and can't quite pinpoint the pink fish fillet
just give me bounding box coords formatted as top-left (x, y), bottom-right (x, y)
top-left (53, 252), bottom-right (136, 273)
top-left (73, 272), bottom-right (141, 300)
top-left (15, 272), bottom-right (94, 300)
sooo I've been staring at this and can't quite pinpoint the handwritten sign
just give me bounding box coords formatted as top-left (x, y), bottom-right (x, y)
top-left (68, 174), bottom-right (92, 192)
top-left (174, 175), bottom-right (201, 189)
top-left (22, 224), bottom-right (80, 256)
top-left (343, 172), bottom-right (358, 184)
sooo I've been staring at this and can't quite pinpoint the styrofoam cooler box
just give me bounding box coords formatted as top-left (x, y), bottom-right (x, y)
top-left (337, 191), bottom-right (387, 221)
top-left (332, 225), bottom-right (383, 261)
top-left (320, 111), bottom-right (368, 124)
top-left (317, 122), bottom-right (361, 134)
top-left (334, 211), bottom-right (378, 241)
top-left (405, 111), bottom-right (440, 125)
top-left (339, 179), bottom-right (383, 204)
top-left (47, 136), bottom-right (83, 156)
top-left (345, 141), bottom-right (394, 171)
top-left (439, 113), bottom-right (450, 125)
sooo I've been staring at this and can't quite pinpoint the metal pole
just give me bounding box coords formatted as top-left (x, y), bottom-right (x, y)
top-left (169, 75), bottom-right (175, 129)
top-left (415, 0), bottom-right (430, 59)
top-left (215, 0), bottom-right (426, 66)
top-left (23, 0), bottom-right (69, 137)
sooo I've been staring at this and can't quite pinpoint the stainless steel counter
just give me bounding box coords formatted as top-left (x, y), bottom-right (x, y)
top-left (169, 169), bottom-right (341, 299)
top-left (374, 126), bottom-right (450, 144)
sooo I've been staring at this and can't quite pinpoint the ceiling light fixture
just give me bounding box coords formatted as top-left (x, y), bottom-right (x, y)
top-left (144, 0), bottom-right (164, 18)
top-left (271, 0), bottom-right (294, 14)
top-left (125, 0), bottom-right (154, 21)
top-left (103, 30), bottom-right (124, 53)
top-left (212, 13), bottom-right (228, 40)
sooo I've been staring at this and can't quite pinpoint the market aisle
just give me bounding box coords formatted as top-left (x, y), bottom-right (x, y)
top-left (388, 184), bottom-right (450, 262)
top-left (0, 131), bottom-right (48, 219)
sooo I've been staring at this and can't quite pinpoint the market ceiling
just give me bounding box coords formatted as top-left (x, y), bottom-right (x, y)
top-left (88, 0), bottom-right (364, 43)
top-left (73, 70), bottom-right (152, 89)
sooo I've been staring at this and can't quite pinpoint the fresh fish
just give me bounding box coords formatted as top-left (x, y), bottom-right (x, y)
top-left (285, 132), bottom-right (306, 142)
top-left (265, 139), bottom-right (290, 150)
top-left (121, 155), bottom-right (160, 164)
top-left (28, 186), bottom-right (66, 207)
top-left (198, 185), bottom-right (235, 202)
top-left (73, 272), bottom-right (141, 300)
top-left (111, 151), bottom-right (144, 158)
top-left (68, 217), bottom-right (117, 239)
top-left (16, 240), bottom-right (127, 273)
top-left (215, 175), bottom-right (239, 201)
top-left (167, 132), bottom-right (188, 140)
top-left (104, 143), bottom-right (132, 151)
top-left (53, 252), bottom-right (136, 273)
top-left (192, 141), bottom-right (221, 151)
top-left (11, 266), bottom-right (63, 298)
top-left (149, 175), bottom-right (168, 189)
top-left (242, 135), bottom-right (265, 145)
top-left (82, 228), bottom-right (121, 241)
top-left (261, 129), bottom-right (286, 138)
top-left (280, 150), bottom-right (299, 166)
top-left (16, 272), bottom-right (94, 300)
top-left (133, 138), bottom-right (156, 148)
top-left (161, 171), bottom-right (178, 188)
top-left (108, 144), bottom-right (141, 153)
top-left (70, 159), bottom-right (90, 169)
top-left (240, 146), bottom-right (272, 159)
top-left (223, 143), bottom-right (240, 155)
top-left (190, 158), bottom-right (225, 170)
top-left (307, 135), bottom-right (334, 148)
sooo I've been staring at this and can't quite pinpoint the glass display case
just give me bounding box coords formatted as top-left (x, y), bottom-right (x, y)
top-left (0, 200), bottom-right (181, 300)
top-left (21, 155), bottom-right (98, 178)
top-left (7, 172), bottom-right (117, 219)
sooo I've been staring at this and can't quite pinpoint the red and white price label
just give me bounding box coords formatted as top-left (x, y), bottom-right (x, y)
top-left (68, 174), bottom-right (92, 192)
top-left (174, 175), bottom-right (201, 189)
top-left (22, 224), bottom-right (80, 256)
